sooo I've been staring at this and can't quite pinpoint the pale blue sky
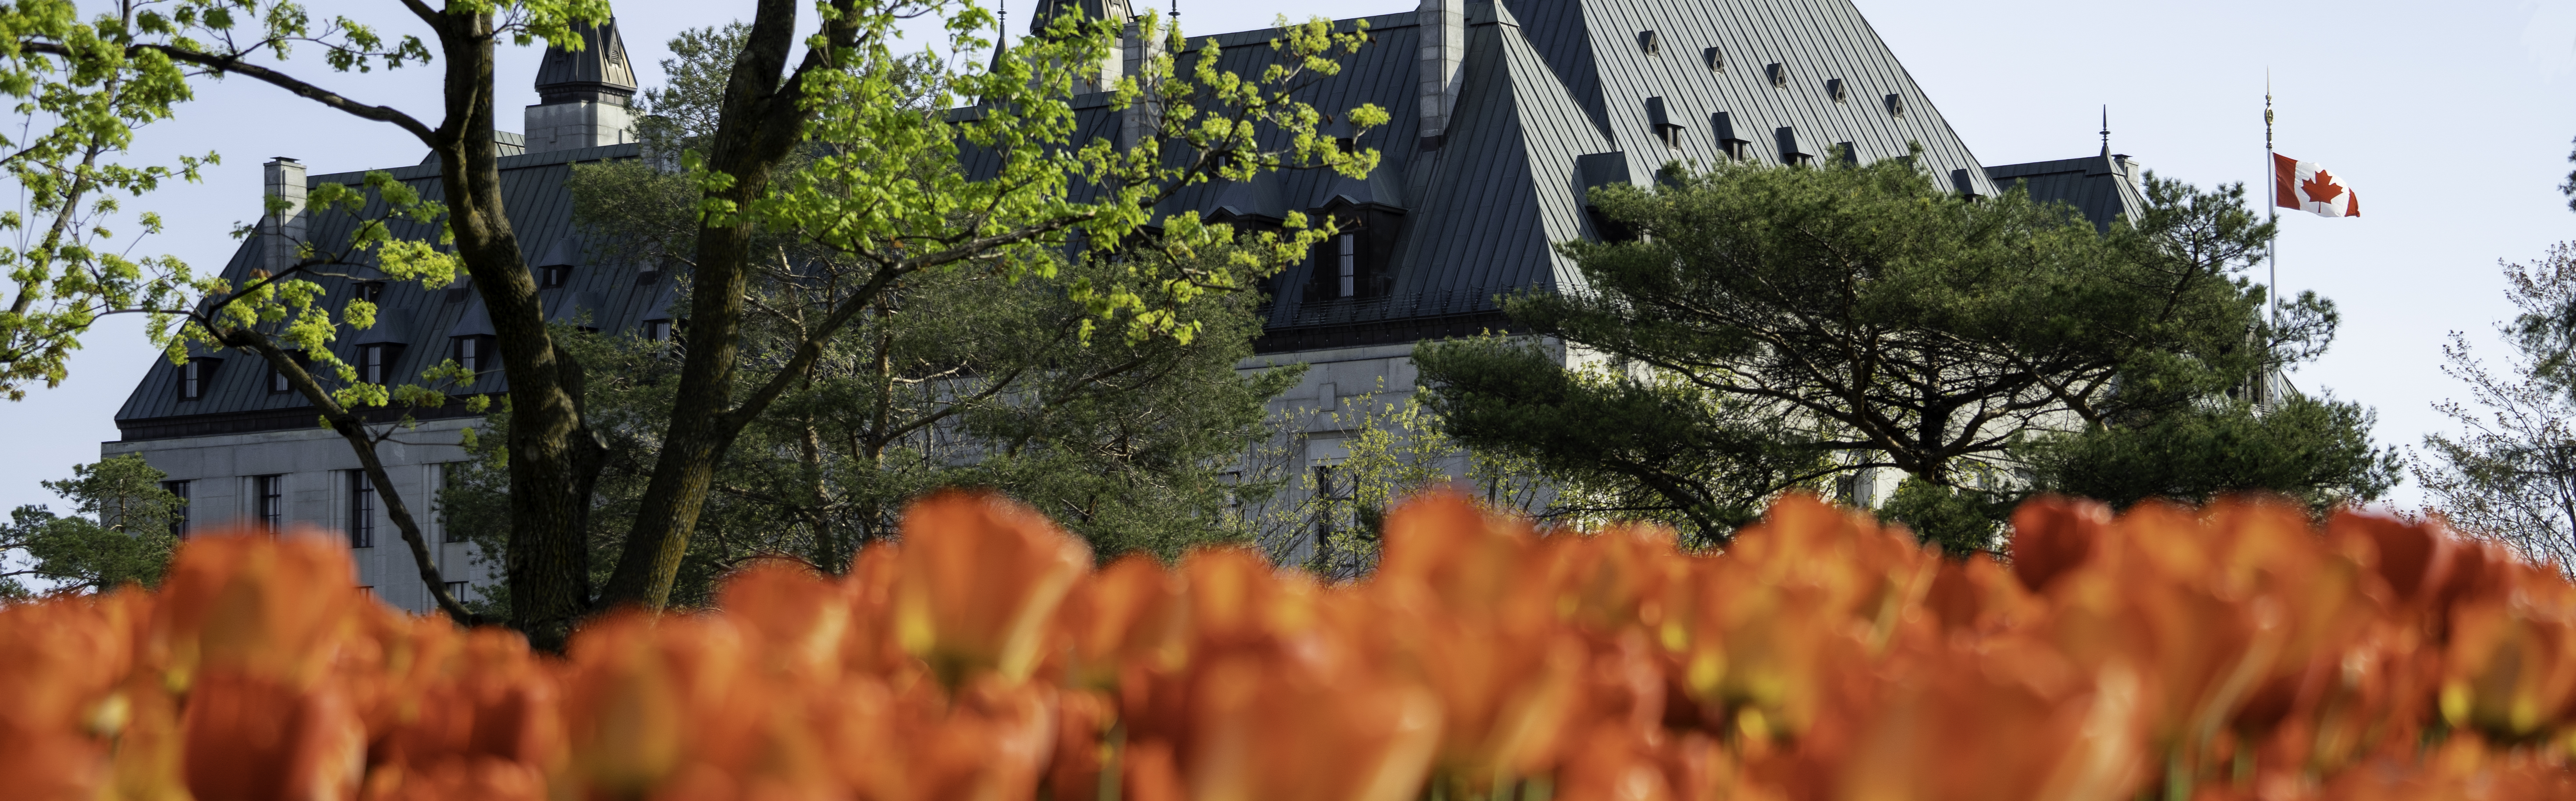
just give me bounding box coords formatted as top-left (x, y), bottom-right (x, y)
top-left (5, 0), bottom-right (2571, 518)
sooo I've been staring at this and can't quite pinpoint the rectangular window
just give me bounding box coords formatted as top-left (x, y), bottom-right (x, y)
top-left (1336, 234), bottom-right (1357, 298)
top-left (1723, 140), bottom-right (1750, 161)
top-left (643, 319), bottom-right (672, 342)
top-left (355, 281), bottom-right (386, 303)
top-left (266, 352), bottom-right (307, 395)
top-left (359, 344), bottom-right (389, 385)
top-left (255, 475), bottom-right (284, 529)
top-left (455, 336), bottom-right (482, 373)
top-left (163, 480), bottom-right (191, 539)
top-left (347, 470), bottom-right (376, 548)
top-left (180, 359), bottom-right (206, 400)
top-left (539, 265), bottom-right (570, 289)
top-left (444, 581), bottom-right (471, 603)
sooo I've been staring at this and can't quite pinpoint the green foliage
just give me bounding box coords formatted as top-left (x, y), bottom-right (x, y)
top-left (2018, 396), bottom-right (2400, 515)
top-left (2419, 243), bottom-right (2576, 571)
top-left (730, 6), bottom-right (1384, 346)
top-left (0, 2), bottom-right (210, 400)
top-left (1269, 387), bottom-right (1553, 578)
top-left (443, 256), bottom-right (1299, 606)
top-left (1415, 153), bottom-right (2372, 542)
top-left (1413, 335), bottom-right (1828, 546)
top-left (2, 454), bottom-right (183, 596)
top-left (1875, 476), bottom-right (2005, 556)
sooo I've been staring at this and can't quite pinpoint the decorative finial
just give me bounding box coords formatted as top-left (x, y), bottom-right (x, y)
top-left (2099, 105), bottom-right (2110, 155)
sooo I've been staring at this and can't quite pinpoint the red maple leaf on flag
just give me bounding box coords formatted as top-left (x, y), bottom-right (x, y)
top-left (2302, 170), bottom-right (2345, 205)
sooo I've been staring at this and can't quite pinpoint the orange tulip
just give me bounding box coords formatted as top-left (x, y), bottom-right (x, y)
top-left (895, 491), bottom-right (1092, 683)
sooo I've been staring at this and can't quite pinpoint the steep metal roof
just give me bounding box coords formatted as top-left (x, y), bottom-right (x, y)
top-left (126, 0), bottom-right (2142, 432)
top-left (966, 0), bottom-right (2031, 340)
top-left (114, 144), bottom-right (661, 437)
top-left (1387, 0), bottom-right (1611, 301)
top-left (1984, 152), bottom-right (2148, 231)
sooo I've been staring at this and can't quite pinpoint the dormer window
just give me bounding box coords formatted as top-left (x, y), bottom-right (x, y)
top-left (538, 264), bottom-right (571, 289)
top-left (1884, 93), bottom-right (1905, 118)
top-left (178, 358), bottom-right (217, 401)
top-left (1637, 30), bottom-right (1660, 54)
top-left (1703, 47), bottom-right (1724, 73)
top-left (1336, 234), bottom-right (1359, 298)
top-left (1304, 206), bottom-right (1400, 302)
top-left (355, 281), bottom-right (386, 303)
top-left (453, 335), bottom-right (496, 376)
top-left (1713, 112), bottom-right (1754, 162)
top-left (357, 344), bottom-right (401, 385)
top-left (1767, 63), bottom-right (1788, 88)
top-left (1645, 97), bottom-right (1683, 152)
top-left (267, 352), bottom-right (308, 395)
top-left (1826, 78), bottom-right (1848, 103)
top-left (1776, 126), bottom-right (1815, 166)
top-left (635, 269), bottom-right (662, 287)
top-left (642, 319), bottom-right (673, 343)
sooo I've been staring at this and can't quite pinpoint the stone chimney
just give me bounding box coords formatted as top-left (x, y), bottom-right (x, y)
top-left (1034, 0), bottom-right (1130, 94)
top-left (1416, 0), bottom-right (1465, 150)
top-left (525, 18), bottom-right (638, 153)
top-left (262, 157), bottom-right (307, 275)
top-left (1119, 14), bottom-right (1167, 149)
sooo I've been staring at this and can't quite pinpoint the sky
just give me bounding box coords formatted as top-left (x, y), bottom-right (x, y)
top-left (4, 0), bottom-right (2572, 518)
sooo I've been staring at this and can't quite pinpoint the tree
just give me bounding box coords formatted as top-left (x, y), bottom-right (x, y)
top-left (439, 252), bottom-right (1301, 610)
top-left (0, 4), bottom-right (207, 401)
top-left (2417, 243), bottom-right (2576, 572)
top-left (1416, 155), bottom-right (2350, 544)
top-left (2018, 394), bottom-right (2400, 515)
top-left (1413, 335), bottom-right (1829, 543)
top-left (3, 1), bottom-right (1380, 646)
top-left (424, 21), bottom-right (1323, 610)
top-left (1, 454), bottom-right (184, 595)
top-left (593, 6), bottom-right (1381, 611)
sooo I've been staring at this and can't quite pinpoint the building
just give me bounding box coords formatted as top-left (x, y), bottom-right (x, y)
top-left (105, 1), bottom-right (2138, 611)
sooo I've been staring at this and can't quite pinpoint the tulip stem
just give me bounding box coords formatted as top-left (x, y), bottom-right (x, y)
top-left (1099, 720), bottom-right (1125, 801)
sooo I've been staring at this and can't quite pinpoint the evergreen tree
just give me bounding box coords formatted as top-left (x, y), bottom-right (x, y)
top-left (1, 455), bottom-right (184, 596)
top-left (1417, 155), bottom-right (2387, 544)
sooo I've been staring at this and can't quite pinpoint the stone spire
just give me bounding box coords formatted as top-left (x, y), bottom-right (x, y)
top-left (526, 18), bottom-right (639, 153)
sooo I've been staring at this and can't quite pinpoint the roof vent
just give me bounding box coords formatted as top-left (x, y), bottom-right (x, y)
top-left (1638, 30), bottom-right (1660, 54)
top-left (1884, 93), bottom-right (1904, 117)
top-left (1703, 46), bottom-right (1724, 73)
top-left (1826, 78), bottom-right (1848, 103)
top-left (1767, 62), bottom-right (1788, 88)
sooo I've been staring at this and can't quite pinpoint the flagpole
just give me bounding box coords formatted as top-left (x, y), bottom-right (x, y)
top-left (2263, 74), bottom-right (2279, 405)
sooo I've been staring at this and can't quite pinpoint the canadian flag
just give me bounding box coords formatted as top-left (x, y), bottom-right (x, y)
top-left (2273, 152), bottom-right (2359, 218)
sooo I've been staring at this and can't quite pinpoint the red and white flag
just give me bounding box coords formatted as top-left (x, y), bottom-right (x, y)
top-left (2273, 153), bottom-right (2359, 218)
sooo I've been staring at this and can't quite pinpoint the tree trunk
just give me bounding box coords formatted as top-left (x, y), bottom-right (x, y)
top-left (600, 0), bottom-right (842, 610)
top-left (430, 11), bottom-right (600, 650)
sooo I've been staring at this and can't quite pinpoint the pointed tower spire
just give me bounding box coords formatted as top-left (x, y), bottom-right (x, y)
top-left (990, 3), bottom-right (1009, 74)
top-left (2099, 105), bottom-right (2110, 156)
top-left (526, 18), bottom-right (638, 153)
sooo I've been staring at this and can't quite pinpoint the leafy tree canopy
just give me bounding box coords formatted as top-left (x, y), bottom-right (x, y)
top-left (2, 454), bottom-right (183, 596)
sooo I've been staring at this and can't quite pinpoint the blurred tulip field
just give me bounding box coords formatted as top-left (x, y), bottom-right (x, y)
top-left (7, 490), bottom-right (2576, 801)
